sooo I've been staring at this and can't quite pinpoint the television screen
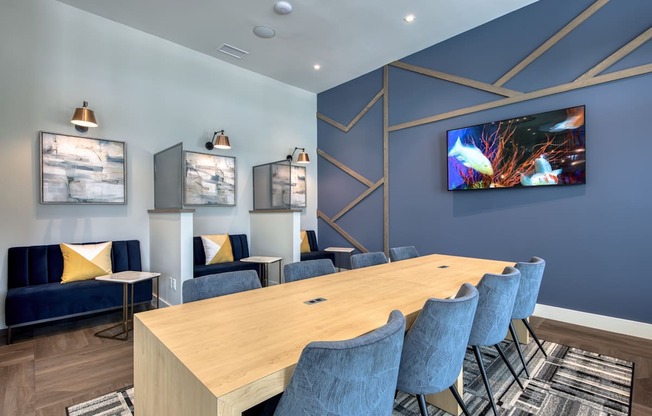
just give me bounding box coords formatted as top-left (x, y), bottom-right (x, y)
top-left (446, 105), bottom-right (586, 191)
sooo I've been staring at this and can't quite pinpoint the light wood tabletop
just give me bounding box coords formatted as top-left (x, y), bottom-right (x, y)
top-left (134, 253), bottom-right (513, 416)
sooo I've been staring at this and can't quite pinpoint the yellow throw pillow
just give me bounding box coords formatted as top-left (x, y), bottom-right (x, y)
top-left (300, 230), bottom-right (311, 254)
top-left (60, 242), bottom-right (113, 284)
top-left (201, 234), bottom-right (234, 265)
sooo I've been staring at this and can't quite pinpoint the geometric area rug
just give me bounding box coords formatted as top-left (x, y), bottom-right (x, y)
top-left (66, 340), bottom-right (633, 416)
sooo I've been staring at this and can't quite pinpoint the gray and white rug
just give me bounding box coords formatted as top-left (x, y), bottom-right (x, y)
top-left (67, 341), bottom-right (633, 416)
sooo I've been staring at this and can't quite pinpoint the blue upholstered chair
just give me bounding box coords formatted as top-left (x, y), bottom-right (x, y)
top-left (509, 256), bottom-right (547, 378)
top-left (273, 310), bottom-right (406, 416)
top-left (468, 266), bottom-right (522, 416)
top-left (397, 283), bottom-right (479, 416)
top-left (350, 251), bottom-right (388, 269)
top-left (284, 259), bottom-right (337, 283)
top-left (389, 246), bottom-right (419, 262)
top-left (182, 270), bottom-right (261, 303)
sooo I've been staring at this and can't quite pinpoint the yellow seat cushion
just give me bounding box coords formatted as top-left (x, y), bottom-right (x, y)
top-left (60, 242), bottom-right (113, 284)
top-left (201, 234), bottom-right (234, 265)
top-left (300, 230), bottom-right (311, 254)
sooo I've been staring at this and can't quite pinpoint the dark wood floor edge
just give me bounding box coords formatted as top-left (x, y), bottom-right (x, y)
top-left (531, 315), bottom-right (652, 343)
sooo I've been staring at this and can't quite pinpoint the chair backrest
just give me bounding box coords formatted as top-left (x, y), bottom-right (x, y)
top-left (389, 246), bottom-right (419, 262)
top-left (350, 251), bottom-right (388, 269)
top-left (182, 270), bottom-right (261, 303)
top-left (512, 256), bottom-right (546, 320)
top-left (468, 266), bottom-right (521, 347)
top-left (274, 310), bottom-right (406, 416)
top-left (397, 283), bottom-right (479, 395)
top-left (284, 259), bottom-right (336, 283)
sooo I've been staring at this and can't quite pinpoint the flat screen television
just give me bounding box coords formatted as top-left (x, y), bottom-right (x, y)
top-left (447, 105), bottom-right (586, 191)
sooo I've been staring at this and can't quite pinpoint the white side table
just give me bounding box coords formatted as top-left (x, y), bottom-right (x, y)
top-left (95, 271), bottom-right (160, 341)
top-left (241, 256), bottom-right (282, 286)
top-left (324, 247), bottom-right (355, 271)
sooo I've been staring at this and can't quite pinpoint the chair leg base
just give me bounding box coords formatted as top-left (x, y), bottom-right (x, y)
top-left (416, 394), bottom-right (429, 416)
top-left (522, 318), bottom-right (548, 358)
top-left (473, 346), bottom-right (500, 416)
top-left (495, 343), bottom-right (525, 390)
top-left (509, 322), bottom-right (530, 379)
top-left (449, 385), bottom-right (471, 416)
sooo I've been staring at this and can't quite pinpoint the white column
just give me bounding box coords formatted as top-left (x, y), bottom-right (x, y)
top-left (148, 209), bottom-right (195, 306)
top-left (249, 210), bottom-right (301, 285)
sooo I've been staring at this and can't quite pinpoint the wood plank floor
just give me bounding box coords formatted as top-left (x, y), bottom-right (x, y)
top-left (0, 313), bottom-right (650, 415)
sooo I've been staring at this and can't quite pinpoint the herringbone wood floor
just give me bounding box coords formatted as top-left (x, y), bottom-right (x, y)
top-left (1, 313), bottom-right (650, 416)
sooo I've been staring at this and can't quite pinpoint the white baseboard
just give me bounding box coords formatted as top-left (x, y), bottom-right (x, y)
top-left (534, 304), bottom-right (652, 340)
top-left (152, 294), bottom-right (172, 308)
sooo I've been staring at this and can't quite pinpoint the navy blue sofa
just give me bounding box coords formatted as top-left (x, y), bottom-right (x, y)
top-left (193, 234), bottom-right (259, 278)
top-left (5, 240), bottom-right (151, 344)
top-left (300, 230), bottom-right (336, 263)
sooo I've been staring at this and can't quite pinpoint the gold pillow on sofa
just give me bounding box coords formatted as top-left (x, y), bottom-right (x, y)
top-left (60, 242), bottom-right (113, 284)
top-left (300, 230), bottom-right (311, 254)
top-left (201, 234), bottom-right (234, 265)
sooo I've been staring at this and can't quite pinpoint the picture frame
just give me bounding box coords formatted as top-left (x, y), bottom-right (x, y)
top-left (271, 163), bottom-right (306, 208)
top-left (183, 151), bottom-right (236, 206)
top-left (40, 131), bottom-right (127, 204)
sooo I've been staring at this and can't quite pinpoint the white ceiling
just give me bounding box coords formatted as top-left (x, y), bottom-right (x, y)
top-left (57, 0), bottom-right (539, 94)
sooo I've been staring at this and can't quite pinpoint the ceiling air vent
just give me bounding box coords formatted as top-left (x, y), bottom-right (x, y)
top-left (217, 44), bottom-right (249, 59)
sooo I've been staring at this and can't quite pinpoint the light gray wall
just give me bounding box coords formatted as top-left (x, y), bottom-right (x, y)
top-left (0, 0), bottom-right (318, 328)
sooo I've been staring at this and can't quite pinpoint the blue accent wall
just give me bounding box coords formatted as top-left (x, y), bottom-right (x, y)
top-left (317, 0), bottom-right (652, 324)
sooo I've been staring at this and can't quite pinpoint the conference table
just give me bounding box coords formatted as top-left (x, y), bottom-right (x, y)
top-left (134, 253), bottom-right (513, 416)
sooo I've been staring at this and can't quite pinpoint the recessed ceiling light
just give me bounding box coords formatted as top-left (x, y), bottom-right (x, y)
top-left (274, 1), bottom-right (293, 15)
top-left (253, 26), bottom-right (276, 39)
top-left (404, 14), bottom-right (416, 23)
top-left (313, 64), bottom-right (321, 70)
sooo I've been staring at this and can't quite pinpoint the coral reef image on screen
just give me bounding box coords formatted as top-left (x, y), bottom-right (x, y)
top-left (447, 105), bottom-right (585, 191)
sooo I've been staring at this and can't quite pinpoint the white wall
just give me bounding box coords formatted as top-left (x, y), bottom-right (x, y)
top-left (0, 0), bottom-right (318, 328)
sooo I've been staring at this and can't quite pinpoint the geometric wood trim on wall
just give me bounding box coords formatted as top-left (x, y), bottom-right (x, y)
top-left (317, 0), bottom-right (651, 254)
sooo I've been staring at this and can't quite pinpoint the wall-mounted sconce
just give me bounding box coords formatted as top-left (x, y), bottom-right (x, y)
top-left (286, 147), bottom-right (310, 164)
top-left (70, 101), bottom-right (98, 133)
top-left (205, 130), bottom-right (231, 150)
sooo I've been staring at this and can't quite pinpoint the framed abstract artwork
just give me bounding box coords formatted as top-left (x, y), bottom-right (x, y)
top-left (184, 151), bottom-right (236, 206)
top-left (40, 131), bottom-right (127, 204)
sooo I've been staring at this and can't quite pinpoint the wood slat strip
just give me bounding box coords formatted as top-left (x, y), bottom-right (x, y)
top-left (317, 210), bottom-right (367, 253)
top-left (316, 89), bottom-right (384, 133)
top-left (390, 61), bottom-right (521, 97)
top-left (317, 148), bottom-right (375, 187)
top-left (493, 0), bottom-right (611, 87)
top-left (316, 113), bottom-right (348, 132)
top-left (332, 179), bottom-right (384, 223)
top-left (576, 27), bottom-right (652, 82)
top-left (389, 63), bottom-right (652, 132)
top-left (383, 65), bottom-right (390, 255)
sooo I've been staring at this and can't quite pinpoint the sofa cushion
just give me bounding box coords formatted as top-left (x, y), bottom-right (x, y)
top-left (5, 278), bottom-right (151, 326)
top-left (60, 242), bottom-right (113, 283)
top-left (201, 234), bottom-right (234, 265)
top-left (300, 251), bottom-right (336, 263)
top-left (193, 261), bottom-right (259, 278)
